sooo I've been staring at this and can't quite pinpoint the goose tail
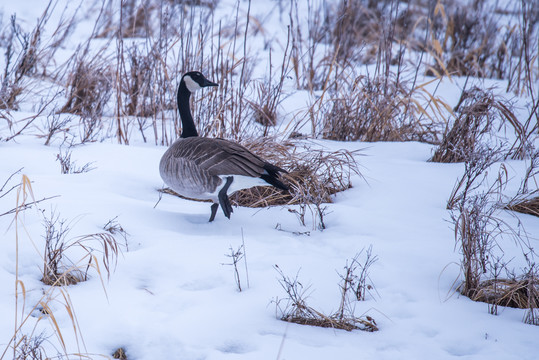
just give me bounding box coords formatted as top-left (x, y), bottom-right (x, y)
top-left (261, 163), bottom-right (288, 191)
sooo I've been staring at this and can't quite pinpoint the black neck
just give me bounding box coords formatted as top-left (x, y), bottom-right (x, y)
top-left (178, 82), bottom-right (198, 138)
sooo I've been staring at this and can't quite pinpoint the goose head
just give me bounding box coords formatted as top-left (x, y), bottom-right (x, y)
top-left (182, 71), bottom-right (218, 93)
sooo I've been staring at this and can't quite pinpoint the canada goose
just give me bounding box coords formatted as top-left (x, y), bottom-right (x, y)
top-left (159, 71), bottom-right (288, 221)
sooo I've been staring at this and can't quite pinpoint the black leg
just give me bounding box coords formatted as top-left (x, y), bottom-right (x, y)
top-left (218, 176), bottom-right (234, 219)
top-left (209, 203), bottom-right (219, 222)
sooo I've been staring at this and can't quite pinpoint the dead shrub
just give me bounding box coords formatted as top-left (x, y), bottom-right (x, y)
top-left (338, 246), bottom-right (378, 303)
top-left (56, 147), bottom-right (96, 174)
top-left (0, 1), bottom-right (75, 111)
top-left (430, 86), bottom-right (524, 163)
top-left (427, 3), bottom-right (499, 78)
top-left (448, 145), bottom-right (538, 321)
top-left (42, 111), bottom-right (72, 146)
top-left (318, 0), bottom-right (419, 65)
top-left (273, 264), bottom-right (378, 332)
top-left (58, 47), bottom-right (113, 143)
top-left (305, 73), bottom-right (445, 143)
top-left (426, 0), bottom-right (538, 96)
top-left (0, 15), bottom-right (41, 110)
top-left (323, 76), bottom-right (413, 141)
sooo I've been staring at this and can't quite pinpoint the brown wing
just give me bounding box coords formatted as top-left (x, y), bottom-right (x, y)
top-left (170, 137), bottom-right (267, 177)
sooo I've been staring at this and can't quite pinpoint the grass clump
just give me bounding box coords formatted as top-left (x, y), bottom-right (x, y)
top-left (232, 137), bottom-right (362, 229)
top-left (430, 86), bottom-right (529, 163)
top-left (273, 254), bottom-right (378, 332)
top-left (41, 210), bottom-right (120, 286)
top-left (113, 347), bottom-right (128, 359)
top-left (316, 74), bottom-right (442, 143)
top-left (448, 145), bottom-right (539, 323)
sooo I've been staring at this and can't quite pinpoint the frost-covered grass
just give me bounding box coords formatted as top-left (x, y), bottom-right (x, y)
top-left (0, 0), bottom-right (538, 359)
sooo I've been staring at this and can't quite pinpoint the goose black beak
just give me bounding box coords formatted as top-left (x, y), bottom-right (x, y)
top-left (203, 78), bottom-right (218, 87)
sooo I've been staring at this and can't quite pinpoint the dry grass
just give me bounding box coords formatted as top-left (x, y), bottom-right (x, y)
top-left (447, 142), bottom-right (539, 322)
top-left (507, 196), bottom-right (539, 218)
top-left (0, 9), bottom-right (44, 110)
top-left (468, 277), bottom-right (539, 310)
top-left (113, 347), bottom-right (128, 359)
top-left (58, 44), bottom-right (113, 143)
top-left (235, 137), bottom-right (361, 229)
top-left (273, 264), bottom-right (378, 332)
top-left (232, 137), bottom-right (360, 205)
top-left (430, 86), bottom-right (523, 163)
top-left (1, 174), bottom-right (116, 359)
top-left (426, 2), bottom-right (499, 78)
top-left (41, 211), bottom-right (120, 287)
top-left (311, 74), bottom-right (446, 143)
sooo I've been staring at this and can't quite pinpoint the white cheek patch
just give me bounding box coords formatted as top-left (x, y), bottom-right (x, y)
top-left (183, 75), bottom-right (202, 92)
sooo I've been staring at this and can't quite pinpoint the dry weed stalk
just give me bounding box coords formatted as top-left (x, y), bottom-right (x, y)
top-left (12, 334), bottom-right (48, 360)
top-left (246, 30), bottom-right (291, 132)
top-left (56, 147), bottom-right (95, 174)
top-left (338, 246), bottom-right (378, 304)
top-left (288, 0), bottom-right (332, 91)
top-left (0, 168), bottom-right (23, 203)
top-left (103, 216), bottom-right (129, 250)
top-left (42, 112), bottom-right (72, 146)
top-left (58, 43), bottom-right (113, 143)
top-left (273, 264), bottom-right (378, 332)
top-left (41, 210), bottom-right (120, 286)
top-left (222, 242), bottom-right (248, 292)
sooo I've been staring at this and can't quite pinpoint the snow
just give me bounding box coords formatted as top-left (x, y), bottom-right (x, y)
top-left (1, 0), bottom-right (539, 359)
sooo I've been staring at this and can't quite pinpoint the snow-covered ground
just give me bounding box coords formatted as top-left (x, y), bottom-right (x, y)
top-left (1, 1), bottom-right (538, 359)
